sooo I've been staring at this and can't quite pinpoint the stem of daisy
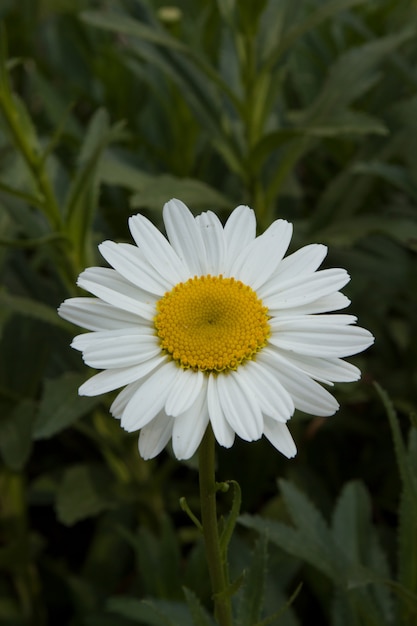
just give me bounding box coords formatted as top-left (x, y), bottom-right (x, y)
top-left (199, 425), bottom-right (234, 626)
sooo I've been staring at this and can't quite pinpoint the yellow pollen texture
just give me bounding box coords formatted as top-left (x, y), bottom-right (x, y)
top-left (154, 275), bottom-right (270, 372)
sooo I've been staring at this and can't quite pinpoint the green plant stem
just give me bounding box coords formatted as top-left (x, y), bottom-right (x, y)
top-left (0, 470), bottom-right (46, 626)
top-left (0, 93), bottom-right (62, 231)
top-left (199, 426), bottom-right (233, 626)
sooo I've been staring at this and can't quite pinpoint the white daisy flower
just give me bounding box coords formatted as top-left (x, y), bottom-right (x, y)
top-left (58, 199), bottom-right (374, 461)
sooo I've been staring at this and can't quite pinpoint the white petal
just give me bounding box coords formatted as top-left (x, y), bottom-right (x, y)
top-left (121, 362), bottom-right (180, 431)
top-left (99, 241), bottom-right (169, 295)
top-left (274, 292), bottom-right (350, 316)
top-left (260, 244), bottom-right (327, 299)
top-left (263, 268), bottom-right (350, 310)
top-left (195, 211), bottom-right (225, 275)
top-left (263, 418), bottom-right (297, 458)
top-left (58, 297), bottom-right (144, 331)
top-left (228, 220), bottom-right (293, 290)
top-left (259, 348), bottom-right (339, 416)
top-left (207, 374), bottom-right (235, 448)
top-left (77, 267), bottom-right (155, 319)
top-left (277, 352), bottom-right (361, 384)
top-left (138, 410), bottom-right (173, 460)
top-left (79, 335), bottom-right (161, 369)
top-left (235, 360), bottom-right (294, 422)
top-left (163, 199), bottom-right (207, 275)
top-left (269, 316), bottom-right (374, 358)
top-left (171, 380), bottom-right (209, 460)
top-left (71, 326), bottom-right (154, 352)
top-left (223, 205), bottom-right (256, 269)
top-left (165, 368), bottom-right (205, 417)
top-left (79, 356), bottom-right (166, 396)
top-left (110, 380), bottom-right (142, 419)
top-left (217, 373), bottom-right (263, 441)
top-left (128, 213), bottom-right (189, 284)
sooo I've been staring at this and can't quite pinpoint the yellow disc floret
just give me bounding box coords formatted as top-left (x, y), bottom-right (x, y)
top-left (154, 275), bottom-right (270, 372)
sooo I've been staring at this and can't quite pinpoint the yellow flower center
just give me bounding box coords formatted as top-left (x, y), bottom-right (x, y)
top-left (154, 275), bottom-right (270, 372)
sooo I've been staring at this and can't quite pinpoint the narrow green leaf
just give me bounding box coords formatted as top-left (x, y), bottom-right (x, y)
top-left (278, 479), bottom-right (347, 582)
top-left (375, 383), bottom-right (417, 621)
top-left (216, 0), bottom-right (236, 23)
top-left (251, 112), bottom-right (387, 177)
top-left (374, 384), bottom-right (417, 503)
top-left (314, 215), bottom-right (417, 251)
top-left (237, 533), bottom-right (268, 626)
top-left (65, 108), bottom-right (125, 265)
top-left (106, 596), bottom-right (193, 626)
top-left (332, 481), bottom-right (372, 564)
top-left (0, 232), bottom-right (67, 249)
top-left (183, 587), bottom-right (216, 626)
top-left (31, 69), bottom-right (81, 139)
top-left (219, 480), bottom-right (241, 557)
top-left (239, 513), bottom-right (330, 576)
top-left (0, 92), bottom-right (41, 159)
top-left (265, 0), bottom-right (369, 66)
top-left (0, 179), bottom-right (44, 207)
top-left (81, 7), bottom-right (239, 111)
top-left (99, 155), bottom-right (153, 191)
top-left (82, 7), bottom-right (241, 164)
top-left (383, 581), bottom-right (417, 617)
top-left (34, 372), bottom-right (100, 439)
top-left (303, 26), bottom-right (416, 121)
top-left (290, 111), bottom-right (388, 137)
top-left (256, 582), bottom-right (303, 626)
top-left (130, 175), bottom-right (233, 212)
top-left (0, 400), bottom-right (35, 470)
top-left (80, 10), bottom-right (189, 53)
top-left (240, 481), bottom-right (350, 585)
top-left (352, 162), bottom-right (417, 202)
top-left (332, 481), bottom-right (394, 622)
top-left (0, 289), bottom-right (68, 329)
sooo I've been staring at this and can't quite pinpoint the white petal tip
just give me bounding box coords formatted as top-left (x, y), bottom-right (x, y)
top-left (78, 382), bottom-right (95, 397)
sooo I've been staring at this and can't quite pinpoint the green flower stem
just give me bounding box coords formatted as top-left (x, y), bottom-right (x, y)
top-left (1, 470), bottom-right (46, 626)
top-left (199, 425), bottom-right (233, 626)
top-left (0, 91), bottom-right (62, 232)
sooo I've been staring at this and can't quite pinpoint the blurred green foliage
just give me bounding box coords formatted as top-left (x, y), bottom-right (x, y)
top-left (0, 0), bottom-right (416, 624)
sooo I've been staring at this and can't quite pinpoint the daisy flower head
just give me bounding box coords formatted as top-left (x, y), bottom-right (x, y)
top-left (58, 200), bottom-right (374, 461)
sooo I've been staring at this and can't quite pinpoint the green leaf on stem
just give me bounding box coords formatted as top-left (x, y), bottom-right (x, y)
top-left (219, 480), bottom-right (241, 558)
top-left (237, 533), bottom-right (268, 626)
top-left (180, 497), bottom-right (203, 531)
top-left (183, 587), bottom-right (216, 626)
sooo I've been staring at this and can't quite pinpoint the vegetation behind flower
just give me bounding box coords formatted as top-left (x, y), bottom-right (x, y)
top-left (0, 1), bottom-right (416, 625)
